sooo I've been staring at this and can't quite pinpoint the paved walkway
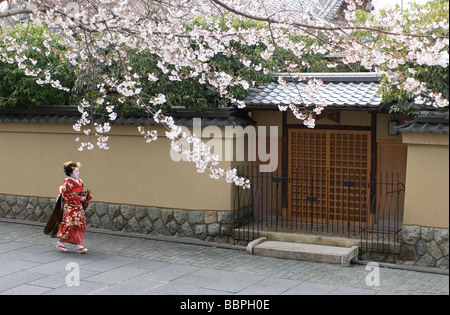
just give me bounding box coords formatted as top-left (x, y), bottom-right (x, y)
top-left (0, 220), bottom-right (448, 296)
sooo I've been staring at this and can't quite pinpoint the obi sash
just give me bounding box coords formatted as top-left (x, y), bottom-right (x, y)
top-left (72, 187), bottom-right (83, 194)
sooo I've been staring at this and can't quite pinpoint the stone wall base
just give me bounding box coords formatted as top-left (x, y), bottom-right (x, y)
top-left (0, 194), bottom-right (234, 244)
top-left (400, 225), bottom-right (449, 269)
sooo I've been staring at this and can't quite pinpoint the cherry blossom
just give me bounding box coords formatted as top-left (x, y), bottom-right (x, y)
top-left (0, 0), bottom-right (448, 188)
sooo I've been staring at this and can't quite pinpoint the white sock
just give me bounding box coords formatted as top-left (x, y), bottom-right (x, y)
top-left (57, 241), bottom-right (65, 246)
top-left (76, 244), bottom-right (85, 249)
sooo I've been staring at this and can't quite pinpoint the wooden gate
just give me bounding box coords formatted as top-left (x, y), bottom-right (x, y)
top-left (288, 129), bottom-right (371, 227)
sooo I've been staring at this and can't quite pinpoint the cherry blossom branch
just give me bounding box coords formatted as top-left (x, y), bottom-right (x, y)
top-left (65, 7), bottom-right (252, 188)
top-left (1, 0), bottom-right (447, 188)
top-left (210, 0), bottom-right (448, 39)
top-left (3, 1), bottom-right (446, 40)
top-left (0, 7), bottom-right (33, 19)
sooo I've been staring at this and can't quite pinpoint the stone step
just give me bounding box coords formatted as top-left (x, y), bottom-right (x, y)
top-left (247, 237), bottom-right (359, 267)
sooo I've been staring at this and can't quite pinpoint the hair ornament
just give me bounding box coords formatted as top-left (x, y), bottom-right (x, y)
top-left (63, 161), bottom-right (81, 169)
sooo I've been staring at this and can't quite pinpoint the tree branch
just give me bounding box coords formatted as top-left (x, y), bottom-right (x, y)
top-left (0, 7), bottom-right (33, 19)
top-left (209, 0), bottom-right (449, 39)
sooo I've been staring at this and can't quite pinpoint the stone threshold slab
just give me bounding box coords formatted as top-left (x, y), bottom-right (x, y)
top-left (247, 238), bottom-right (359, 267)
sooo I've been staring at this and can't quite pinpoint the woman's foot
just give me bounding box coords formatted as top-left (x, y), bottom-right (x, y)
top-left (76, 244), bottom-right (88, 254)
top-left (56, 242), bottom-right (67, 252)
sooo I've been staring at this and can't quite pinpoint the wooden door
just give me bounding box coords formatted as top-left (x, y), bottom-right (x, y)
top-left (288, 129), bottom-right (328, 223)
top-left (288, 129), bottom-right (371, 226)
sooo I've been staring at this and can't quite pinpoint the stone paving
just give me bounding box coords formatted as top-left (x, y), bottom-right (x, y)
top-left (0, 220), bottom-right (448, 296)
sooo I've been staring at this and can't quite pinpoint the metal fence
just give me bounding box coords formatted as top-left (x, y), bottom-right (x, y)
top-left (233, 166), bottom-right (405, 260)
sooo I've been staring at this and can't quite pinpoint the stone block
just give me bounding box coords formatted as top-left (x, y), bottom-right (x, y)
top-left (139, 217), bottom-right (153, 234)
top-left (218, 211), bottom-right (233, 224)
top-left (108, 204), bottom-right (121, 220)
top-left (194, 224), bottom-right (207, 239)
top-left (121, 205), bottom-right (135, 220)
top-left (100, 213), bottom-right (113, 229)
top-left (421, 227), bottom-right (434, 242)
top-left (95, 203), bottom-right (108, 218)
top-left (17, 196), bottom-right (28, 209)
top-left (128, 216), bottom-right (141, 232)
top-left (416, 240), bottom-right (427, 256)
top-left (153, 218), bottom-right (170, 236)
top-left (436, 257), bottom-right (449, 269)
top-left (189, 211), bottom-right (204, 225)
top-left (204, 211), bottom-right (217, 224)
top-left (440, 240), bottom-right (449, 258)
top-left (148, 207), bottom-right (161, 221)
top-left (399, 243), bottom-right (418, 261)
top-left (166, 219), bottom-right (179, 234)
top-left (417, 253), bottom-right (435, 267)
top-left (6, 195), bottom-right (17, 206)
top-left (113, 215), bottom-right (127, 230)
top-left (181, 221), bottom-right (194, 237)
top-left (207, 223), bottom-right (220, 236)
top-left (402, 225), bottom-right (421, 245)
top-left (174, 210), bottom-right (188, 225)
top-left (251, 240), bottom-right (359, 267)
top-left (427, 240), bottom-right (444, 260)
top-left (135, 206), bottom-right (148, 221)
top-left (161, 209), bottom-right (174, 224)
top-left (434, 228), bottom-right (449, 244)
top-left (88, 213), bottom-right (101, 228)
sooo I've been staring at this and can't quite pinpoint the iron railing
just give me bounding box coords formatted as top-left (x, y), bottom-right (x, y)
top-left (233, 166), bottom-right (405, 260)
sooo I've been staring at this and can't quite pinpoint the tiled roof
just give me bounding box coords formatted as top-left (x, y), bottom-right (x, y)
top-left (235, 0), bottom-right (345, 24)
top-left (243, 72), bottom-right (383, 110)
top-left (396, 111), bottom-right (449, 134)
top-left (0, 106), bottom-right (255, 127)
top-left (300, 0), bottom-right (344, 20)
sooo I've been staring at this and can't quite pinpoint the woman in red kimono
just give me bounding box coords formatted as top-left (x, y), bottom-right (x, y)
top-left (56, 161), bottom-right (93, 254)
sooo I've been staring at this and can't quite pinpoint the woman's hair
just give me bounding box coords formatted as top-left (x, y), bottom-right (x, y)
top-left (63, 161), bottom-right (81, 176)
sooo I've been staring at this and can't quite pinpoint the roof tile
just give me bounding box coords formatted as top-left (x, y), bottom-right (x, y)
top-left (244, 73), bottom-right (383, 110)
top-left (396, 111), bottom-right (449, 134)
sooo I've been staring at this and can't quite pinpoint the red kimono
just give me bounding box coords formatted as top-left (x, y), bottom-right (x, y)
top-left (56, 177), bottom-right (92, 245)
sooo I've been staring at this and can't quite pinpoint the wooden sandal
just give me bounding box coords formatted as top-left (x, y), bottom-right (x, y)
top-left (76, 246), bottom-right (88, 254)
top-left (56, 243), bottom-right (67, 252)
